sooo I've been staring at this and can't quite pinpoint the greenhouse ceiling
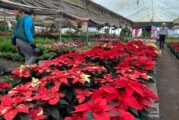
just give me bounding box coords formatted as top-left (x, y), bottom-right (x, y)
top-left (92, 0), bottom-right (179, 22)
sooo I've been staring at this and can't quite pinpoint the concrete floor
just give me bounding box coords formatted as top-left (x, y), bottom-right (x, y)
top-left (157, 46), bottom-right (179, 120)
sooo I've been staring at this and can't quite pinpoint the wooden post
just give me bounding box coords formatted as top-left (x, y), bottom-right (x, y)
top-left (58, 0), bottom-right (62, 42)
top-left (59, 12), bottom-right (62, 42)
top-left (3, 9), bottom-right (7, 33)
top-left (85, 0), bottom-right (89, 42)
top-left (86, 17), bottom-right (89, 42)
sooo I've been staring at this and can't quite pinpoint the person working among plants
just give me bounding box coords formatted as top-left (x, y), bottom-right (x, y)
top-left (158, 23), bottom-right (168, 49)
top-left (14, 10), bottom-right (42, 65)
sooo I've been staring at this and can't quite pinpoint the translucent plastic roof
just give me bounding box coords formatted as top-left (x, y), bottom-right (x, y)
top-left (92, 0), bottom-right (179, 22)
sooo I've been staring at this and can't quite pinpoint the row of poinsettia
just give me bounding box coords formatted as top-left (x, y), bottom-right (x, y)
top-left (41, 41), bottom-right (88, 51)
top-left (97, 37), bottom-right (119, 41)
top-left (96, 36), bottom-right (129, 42)
top-left (0, 41), bottom-right (159, 120)
top-left (168, 42), bottom-right (179, 59)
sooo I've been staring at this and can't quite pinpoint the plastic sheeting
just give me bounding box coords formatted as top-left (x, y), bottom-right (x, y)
top-left (92, 0), bottom-right (179, 22)
top-left (0, 0), bottom-right (132, 26)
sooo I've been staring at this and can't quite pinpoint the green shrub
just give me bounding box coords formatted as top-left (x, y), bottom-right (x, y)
top-left (0, 25), bottom-right (6, 32)
top-left (142, 31), bottom-right (151, 37)
top-left (0, 36), bottom-right (16, 53)
top-left (34, 37), bottom-right (55, 44)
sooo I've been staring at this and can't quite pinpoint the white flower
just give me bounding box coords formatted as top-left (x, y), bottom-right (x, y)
top-left (80, 73), bottom-right (91, 83)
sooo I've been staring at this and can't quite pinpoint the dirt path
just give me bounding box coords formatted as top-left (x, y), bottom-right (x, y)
top-left (157, 46), bottom-right (179, 120)
top-left (0, 58), bottom-right (23, 71)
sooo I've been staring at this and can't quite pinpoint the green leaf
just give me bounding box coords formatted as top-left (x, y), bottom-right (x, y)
top-left (139, 110), bottom-right (148, 119)
top-left (66, 106), bottom-right (74, 115)
top-left (108, 110), bottom-right (120, 117)
top-left (50, 107), bottom-right (61, 120)
top-left (108, 101), bottom-right (119, 107)
top-left (43, 108), bottom-right (50, 117)
top-left (66, 90), bottom-right (74, 102)
top-left (60, 100), bottom-right (70, 105)
top-left (148, 78), bottom-right (155, 83)
top-left (86, 111), bottom-right (95, 120)
top-left (129, 108), bottom-right (139, 117)
top-left (147, 71), bottom-right (155, 77)
top-left (19, 113), bottom-right (30, 120)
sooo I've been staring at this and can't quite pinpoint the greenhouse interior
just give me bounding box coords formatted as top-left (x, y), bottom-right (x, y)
top-left (0, 0), bottom-right (179, 120)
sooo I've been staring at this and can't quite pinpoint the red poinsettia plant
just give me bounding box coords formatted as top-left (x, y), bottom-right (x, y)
top-left (0, 40), bottom-right (159, 120)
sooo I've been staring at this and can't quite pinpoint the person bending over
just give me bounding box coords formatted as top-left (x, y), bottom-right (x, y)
top-left (14, 10), bottom-right (41, 65)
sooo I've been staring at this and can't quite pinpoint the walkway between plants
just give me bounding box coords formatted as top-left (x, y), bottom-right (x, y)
top-left (157, 46), bottom-right (179, 120)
